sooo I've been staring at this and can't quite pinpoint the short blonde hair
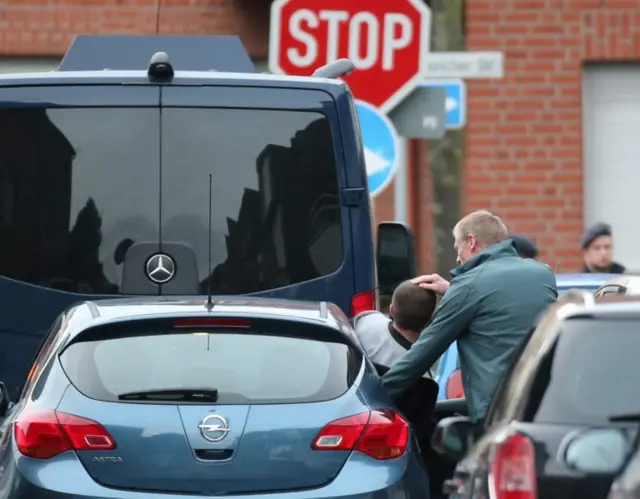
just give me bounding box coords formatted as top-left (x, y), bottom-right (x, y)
top-left (453, 210), bottom-right (508, 248)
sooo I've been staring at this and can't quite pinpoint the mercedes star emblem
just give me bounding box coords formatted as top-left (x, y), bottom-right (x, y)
top-left (145, 253), bottom-right (176, 284)
top-left (198, 414), bottom-right (230, 442)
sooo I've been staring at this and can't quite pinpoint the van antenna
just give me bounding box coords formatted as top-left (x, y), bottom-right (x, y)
top-left (206, 173), bottom-right (214, 311)
top-left (155, 0), bottom-right (161, 35)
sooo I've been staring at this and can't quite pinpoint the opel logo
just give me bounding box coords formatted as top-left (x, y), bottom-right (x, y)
top-left (145, 253), bottom-right (176, 284)
top-left (198, 414), bottom-right (230, 443)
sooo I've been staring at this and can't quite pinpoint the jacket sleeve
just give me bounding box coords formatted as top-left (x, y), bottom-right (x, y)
top-left (381, 281), bottom-right (477, 399)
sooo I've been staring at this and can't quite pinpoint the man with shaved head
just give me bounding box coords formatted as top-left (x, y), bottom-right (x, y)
top-left (353, 280), bottom-right (437, 372)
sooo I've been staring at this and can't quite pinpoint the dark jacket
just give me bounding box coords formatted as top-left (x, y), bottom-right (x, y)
top-left (381, 240), bottom-right (558, 422)
top-left (581, 262), bottom-right (626, 274)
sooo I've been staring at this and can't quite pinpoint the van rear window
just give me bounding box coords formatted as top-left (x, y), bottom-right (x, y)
top-left (59, 330), bottom-right (359, 404)
top-left (0, 106), bottom-right (343, 295)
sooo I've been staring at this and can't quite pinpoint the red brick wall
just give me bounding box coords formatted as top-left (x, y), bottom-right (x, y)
top-left (465, 0), bottom-right (640, 272)
top-left (0, 0), bottom-right (270, 59)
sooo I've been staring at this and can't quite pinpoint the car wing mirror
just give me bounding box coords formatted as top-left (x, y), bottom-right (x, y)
top-left (376, 222), bottom-right (417, 308)
top-left (431, 416), bottom-right (475, 460)
top-left (563, 428), bottom-right (630, 474)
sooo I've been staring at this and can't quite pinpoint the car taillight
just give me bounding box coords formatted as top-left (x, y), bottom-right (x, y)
top-left (351, 290), bottom-right (377, 316)
top-left (489, 432), bottom-right (537, 499)
top-left (446, 369), bottom-right (465, 399)
top-left (312, 409), bottom-right (408, 460)
top-left (173, 318), bottom-right (251, 328)
top-left (14, 409), bottom-right (116, 459)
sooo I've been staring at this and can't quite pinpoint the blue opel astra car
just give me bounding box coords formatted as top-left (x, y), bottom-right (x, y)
top-left (0, 297), bottom-right (432, 499)
top-left (434, 272), bottom-right (617, 400)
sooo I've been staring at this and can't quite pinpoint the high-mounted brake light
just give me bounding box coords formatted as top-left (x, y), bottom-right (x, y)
top-left (312, 409), bottom-right (409, 460)
top-left (446, 369), bottom-right (465, 399)
top-left (173, 318), bottom-right (251, 328)
top-left (351, 290), bottom-right (377, 317)
top-left (14, 409), bottom-right (116, 459)
top-left (489, 432), bottom-right (537, 499)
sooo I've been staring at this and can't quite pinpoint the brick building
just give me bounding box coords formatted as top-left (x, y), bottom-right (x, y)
top-left (1, 0), bottom-right (638, 272)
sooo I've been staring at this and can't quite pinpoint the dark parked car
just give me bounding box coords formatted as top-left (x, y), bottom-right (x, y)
top-left (432, 290), bottom-right (640, 499)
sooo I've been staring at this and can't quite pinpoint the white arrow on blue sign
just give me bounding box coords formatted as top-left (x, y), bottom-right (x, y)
top-left (356, 100), bottom-right (400, 199)
top-left (419, 79), bottom-right (466, 129)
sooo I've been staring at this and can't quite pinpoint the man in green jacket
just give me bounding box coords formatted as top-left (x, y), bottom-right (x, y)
top-left (381, 210), bottom-right (558, 423)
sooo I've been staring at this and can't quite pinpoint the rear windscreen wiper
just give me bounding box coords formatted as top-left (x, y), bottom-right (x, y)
top-left (118, 388), bottom-right (218, 402)
top-left (609, 413), bottom-right (640, 422)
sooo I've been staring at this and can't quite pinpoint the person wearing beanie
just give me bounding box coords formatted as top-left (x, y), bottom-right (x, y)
top-left (509, 233), bottom-right (539, 259)
top-left (581, 222), bottom-right (625, 274)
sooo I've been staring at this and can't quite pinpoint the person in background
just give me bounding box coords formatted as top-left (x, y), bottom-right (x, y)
top-left (353, 280), bottom-right (436, 371)
top-left (581, 222), bottom-right (625, 274)
top-left (509, 233), bottom-right (539, 259)
top-left (381, 210), bottom-right (557, 425)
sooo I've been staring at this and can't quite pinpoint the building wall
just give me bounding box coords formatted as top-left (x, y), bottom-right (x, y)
top-left (0, 0), bottom-right (271, 59)
top-left (3, 0), bottom-right (637, 272)
top-left (464, 1), bottom-right (640, 272)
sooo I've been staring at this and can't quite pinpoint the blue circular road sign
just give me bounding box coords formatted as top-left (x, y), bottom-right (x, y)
top-left (355, 100), bottom-right (400, 198)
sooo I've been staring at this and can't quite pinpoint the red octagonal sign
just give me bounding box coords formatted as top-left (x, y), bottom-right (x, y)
top-left (269, 0), bottom-right (431, 114)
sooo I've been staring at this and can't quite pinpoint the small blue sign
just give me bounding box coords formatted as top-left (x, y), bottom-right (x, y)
top-left (356, 100), bottom-right (400, 198)
top-left (419, 79), bottom-right (466, 129)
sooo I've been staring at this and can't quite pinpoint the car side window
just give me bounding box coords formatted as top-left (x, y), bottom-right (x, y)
top-left (30, 320), bottom-right (72, 402)
top-left (19, 315), bottom-right (64, 401)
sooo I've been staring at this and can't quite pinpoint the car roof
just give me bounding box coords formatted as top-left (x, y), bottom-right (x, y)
top-left (598, 274), bottom-right (640, 292)
top-left (62, 296), bottom-right (347, 337)
top-left (556, 272), bottom-right (617, 289)
top-left (556, 292), bottom-right (640, 321)
top-left (0, 70), bottom-right (346, 92)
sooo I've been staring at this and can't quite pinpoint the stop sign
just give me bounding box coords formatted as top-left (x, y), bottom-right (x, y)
top-left (269, 0), bottom-right (431, 113)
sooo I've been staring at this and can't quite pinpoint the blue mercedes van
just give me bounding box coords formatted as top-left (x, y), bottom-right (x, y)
top-left (0, 35), bottom-right (417, 399)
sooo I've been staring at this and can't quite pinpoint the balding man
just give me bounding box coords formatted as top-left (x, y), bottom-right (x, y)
top-left (381, 210), bottom-right (557, 424)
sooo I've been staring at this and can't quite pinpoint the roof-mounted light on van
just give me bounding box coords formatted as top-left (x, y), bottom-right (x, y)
top-left (173, 318), bottom-right (251, 328)
top-left (312, 59), bottom-right (355, 79)
top-left (148, 51), bottom-right (174, 81)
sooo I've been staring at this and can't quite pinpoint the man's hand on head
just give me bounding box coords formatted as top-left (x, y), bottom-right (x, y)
top-left (411, 274), bottom-right (450, 295)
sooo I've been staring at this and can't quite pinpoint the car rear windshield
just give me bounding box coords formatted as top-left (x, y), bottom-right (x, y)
top-left (0, 106), bottom-right (342, 295)
top-left (524, 319), bottom-right (640, 425)
top-left (59, 328), bottom-right (359, 404)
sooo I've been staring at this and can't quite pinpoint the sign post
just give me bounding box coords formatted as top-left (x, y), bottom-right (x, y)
top-left (269, 0), bottom-right (432, 114)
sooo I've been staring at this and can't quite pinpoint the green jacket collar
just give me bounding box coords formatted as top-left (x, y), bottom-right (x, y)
top-left (450, 239), bottom-right (518, 279)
